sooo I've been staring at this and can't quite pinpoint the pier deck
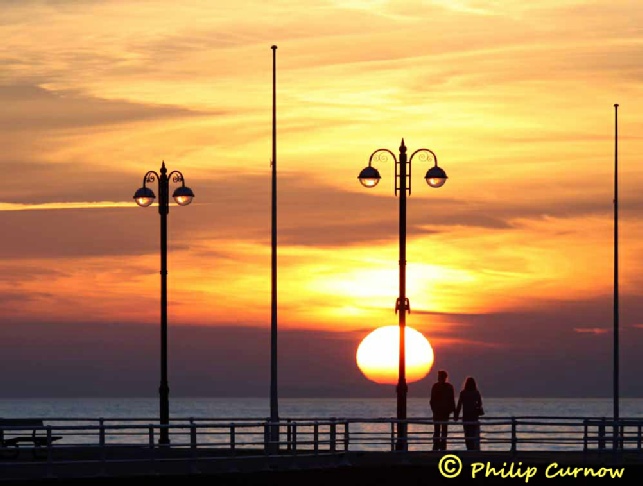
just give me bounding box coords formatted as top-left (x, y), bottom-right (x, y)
top-left (1, 448), bottom-right (640, 485)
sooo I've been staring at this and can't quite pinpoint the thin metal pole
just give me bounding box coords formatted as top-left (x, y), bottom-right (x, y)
top-left (396, 139), bottom-right (408, 451)
top-left (158, 161), bottom-right (170, 445)
top-left (269, 44), bottom-right (279, 449)
top-left (613, 103), bottom-right (619, 451)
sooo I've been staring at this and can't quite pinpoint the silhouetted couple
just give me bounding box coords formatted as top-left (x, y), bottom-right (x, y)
top-left (430, 370), bottom-right (484, 451)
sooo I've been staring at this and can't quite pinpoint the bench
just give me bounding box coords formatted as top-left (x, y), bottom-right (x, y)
top-left (0, 419), bottom-right (62, 457)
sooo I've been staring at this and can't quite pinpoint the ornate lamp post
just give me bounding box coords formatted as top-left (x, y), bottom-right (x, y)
top-left (133, 161), bottom-right (194, 445)
top-left (357, 139), bottom-right (447, 451)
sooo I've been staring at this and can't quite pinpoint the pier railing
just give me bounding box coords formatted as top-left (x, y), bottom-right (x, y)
top-left (1, 416), bottom-right (641, 481)
top-left (1, 415), bottom-right (641, 454)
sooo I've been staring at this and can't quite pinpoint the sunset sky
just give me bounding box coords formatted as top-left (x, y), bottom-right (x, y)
top-left (1, 0), bottom-right (642, 400)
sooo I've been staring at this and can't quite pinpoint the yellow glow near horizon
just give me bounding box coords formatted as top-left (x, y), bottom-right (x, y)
top-left (1, 0), bottom-right (643, 343)
top-left (356, 326), bottom-right (434, 384)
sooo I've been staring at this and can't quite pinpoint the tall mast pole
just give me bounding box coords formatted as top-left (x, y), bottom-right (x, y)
top-left (613, 103), bottom-right (619, 451)
top-left (269, 44), bottom-right (279, 449)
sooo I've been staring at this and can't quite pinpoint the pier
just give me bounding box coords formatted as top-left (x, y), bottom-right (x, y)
top-left (1, 416), bottom-right (641, 483)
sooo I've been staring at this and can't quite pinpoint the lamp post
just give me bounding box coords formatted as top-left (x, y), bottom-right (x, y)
top-left (613, 103), bottom-right (619, 452)
top-left (357, 138), bottom-right (447, 451)
top-left (133, 161), bottom-right (195, 445)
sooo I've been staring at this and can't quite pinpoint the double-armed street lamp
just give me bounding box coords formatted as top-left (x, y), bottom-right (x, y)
top-left (357, 139), bottom-right (447, 451)
top-left (133, 161), bottom-right (195, 445)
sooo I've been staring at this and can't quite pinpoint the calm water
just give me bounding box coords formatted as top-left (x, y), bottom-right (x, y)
top-left (1, 397), bottom-right (641, 452)
top-left (0, 396), bottom-right (641, 419)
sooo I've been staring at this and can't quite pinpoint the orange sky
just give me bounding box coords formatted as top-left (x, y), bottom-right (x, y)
top-left (1, 0), bottom-right (642, 397)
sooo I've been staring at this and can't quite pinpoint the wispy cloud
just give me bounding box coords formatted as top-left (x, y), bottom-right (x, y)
top-left (0, 85), bottom-right (213, 132)
top-left (573, 328), bottom-right (609, 335)
top-left (0, 201), bottom-right (133, 211)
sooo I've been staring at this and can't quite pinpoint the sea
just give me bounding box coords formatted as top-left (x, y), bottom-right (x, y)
top-left (0, 396), bottom-right (641, 420)
top-left (1, 397), bottom-right (641, 452)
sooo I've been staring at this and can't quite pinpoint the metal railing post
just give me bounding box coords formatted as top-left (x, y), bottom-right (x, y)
top-left (390, 421), bottom-right (395, 451)
top-left (189, 421), bottom-right (200, 475)
top-left (510, 418), bottom-right (517, 453)
top-left (344, 422), bottom-right (349, 452)
top-left (263, 420), bottom-right (269, 453)
top-left (226, 423), bottom-right (239, 474)
top-left (45, 426), bottom-right (54, 478)
top-left (230, 424), bottom-right (236, 455)
top-left (329, 417), bottom-right (337, 453)
top-left (190, 422), bottom-right (197, 453)
top-left (148, 424), bottom-right (156, 474)
top-left (99, 419), bottom-right (107, 476)
top-left (313, 421), bottom-right (319, 454)
top-left (619, 423), bottom-right (624, 451)
top-left (286, 419), bottom-right (292, 452)
top-left (599, 418), bottom-right (606, 451)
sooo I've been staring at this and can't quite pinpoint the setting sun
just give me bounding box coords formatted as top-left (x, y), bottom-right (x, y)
top-left (356, 326), bottom-right (434, 385)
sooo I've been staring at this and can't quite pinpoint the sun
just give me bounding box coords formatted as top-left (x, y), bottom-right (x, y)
top-left (356, 325), bottom-right (434, 385)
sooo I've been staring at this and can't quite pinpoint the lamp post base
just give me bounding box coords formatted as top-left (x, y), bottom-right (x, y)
top-left (265, 420), bottom-right (280, 454)
top-left (395, 425), bottom-right (408, 451)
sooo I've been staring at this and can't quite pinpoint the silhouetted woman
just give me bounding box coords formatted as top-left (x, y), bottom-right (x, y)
top-left (454, 376), bottom-right (484, 450)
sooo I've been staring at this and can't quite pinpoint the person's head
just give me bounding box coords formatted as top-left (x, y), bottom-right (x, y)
top-left (437, 370), bottom-right (448, 383)
top-left (463, 376), bottom-right (477, 392)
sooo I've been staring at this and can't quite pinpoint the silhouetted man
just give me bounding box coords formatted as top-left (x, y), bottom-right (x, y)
top-left (430, 369), bottom-right (456, 451)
